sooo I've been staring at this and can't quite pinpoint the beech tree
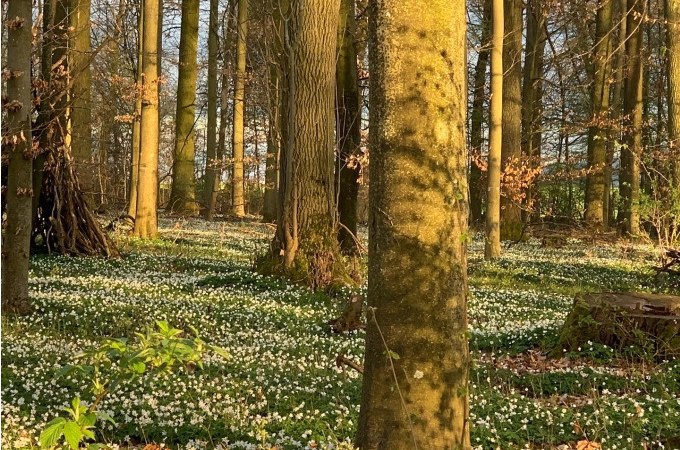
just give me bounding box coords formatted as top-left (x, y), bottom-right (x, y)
top-left (357, 0), bottom-right (471, 447)
top-left (203, 0), bottom-right (220, 219)
top-left (668, 0), bottom-right (680, 184)
top-left (231, 0), bottom-right (249, 217)
top-left (2, 0), bottom-right (34, 314)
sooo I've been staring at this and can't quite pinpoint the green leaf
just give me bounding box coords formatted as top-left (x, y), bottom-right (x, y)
top-left (155, 320), bottom-right (170, 333)
top-left (96, 411), bottom-right (117, 426)
top-left (80, 412), bottom-right (97, 428)
top-left (63, 421), bottom-right (84, 450)
top-left (39, 418), bottom-right (66, 449)
top-left (129, 360), bottom-right (146, 374)
top-left (388, 350), bottom-right (400, 360)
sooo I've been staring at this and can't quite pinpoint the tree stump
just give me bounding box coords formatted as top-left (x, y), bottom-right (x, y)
top-left (554, 292), bottom-right (680, 359)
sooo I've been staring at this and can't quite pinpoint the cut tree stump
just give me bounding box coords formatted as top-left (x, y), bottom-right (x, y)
top-left (554, 292), bottom-right (680, 359)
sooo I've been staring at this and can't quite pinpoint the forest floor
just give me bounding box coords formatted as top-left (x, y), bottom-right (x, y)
top-left (2, 217), bottom-right (680, 450)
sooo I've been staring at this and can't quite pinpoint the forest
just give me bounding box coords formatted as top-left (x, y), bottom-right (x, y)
top-left (1, 0), bottom-right (680, 448)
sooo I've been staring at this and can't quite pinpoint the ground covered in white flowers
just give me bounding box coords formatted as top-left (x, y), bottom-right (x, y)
top-left (2, 218), bottom-right (680, 449)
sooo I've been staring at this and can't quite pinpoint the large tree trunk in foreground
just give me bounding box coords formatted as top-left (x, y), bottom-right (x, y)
top-left (470, 0), bottom-right (492, 225)
top-left (261, 0), bottom-right (347, 290)
top-left (231, 0), bottom-right (248, 217)
top-left (134, 0), bottom-right (161, 238)
top-left (357, 0), bottom-right (471, 448)
top-left (335, 0), bottom-right (361, 254)
top-left (2, 0), bottom-right (34, 314)
top-left (555, 292), bottom-right (680, 359)
top-left (500, 0), bottom-right (523, 240)
top-left (169, 0), bottom-right (200, 215)
top-left (203, 0), bottom-right (219, 220)
top-left (128, 3), bottom-right (144, 218)
top-left (668, 0), bottom-right (680, 185)
top-left (585, 0), bottom-right (613, 228)
top-left (485, 0), bottom-right (504, 260)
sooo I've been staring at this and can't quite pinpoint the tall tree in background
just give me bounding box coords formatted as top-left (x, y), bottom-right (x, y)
top-left (335, 0), bottom-right (361, 254)
top-left (2, 0), bottom-right (34, 314)
top-left (231, 0), bottom-right (248, 217)
top-left (128, 4), bottom-right (144, 219)
top-left (357, 0), bottom-right (471, 446)
top-left (134, 0), bottom-right (161, 238)
top-left (584, 0), bottom-right (613, 227)
top-left (70, 0), bottom-right (93, 200)
top-left (620, 0), bottom-right (644, 235)
top-left (500, 0), bottom-right (523, 239)
top-left (203, 0), bottom-right (220, 219)
top-left (668, 0), bottom-right (680, 184)
top-left (169, 0), bottom-right (200, 215)
top-left (521, 0), bottom-right (545, 219)
top-left (470, 0), bottom-right (492, 224)
top-left (486, 0), bottom-right (504, 260)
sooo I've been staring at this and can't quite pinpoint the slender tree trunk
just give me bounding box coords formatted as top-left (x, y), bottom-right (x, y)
top-left (521, 0), bottom-right (546, 220)
top-left (470, 0), bottom-right (492, 225)
top-left (203, 0), bottom-right (219, 219)
top-left (500, 0), bottom-right (523, 240)
top-left (169, 0), bottom-right (200, 215)
top-left (668, 0), bottom-right (680, 185)
top-left (134, 0), bottom-right (161, 238)
top-left (70, 0), bottom-right (93, 202)
top-left (620, 0), bottom-right (644, 236)
top-left (231, 0), bottom-right (248, 217)
top-left (335, 0), bottom-right (361, 254)
top-left (128, 4), bottom-right (143, 218)
top-left (585, 0), bottom-right (613, 227)
top-left (2, 0), bottom-right (34, 314)
top-left (485, 0), bottom-right (504, 260)
top-left (357, 0), bottom-right (471, 447)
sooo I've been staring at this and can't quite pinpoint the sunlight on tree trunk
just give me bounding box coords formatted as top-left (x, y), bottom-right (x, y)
top-left (668, 0), bottom-right (680, 185)
top-left (231, 0), bottom-right (248, 217)
top-left (203, 0), bottom-right (219, 220)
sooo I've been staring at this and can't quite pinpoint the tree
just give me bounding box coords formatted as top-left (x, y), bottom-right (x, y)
top-left (70, 0), bottom-right (94, 201)
top-left (584, 0), bottom-right (613, 228)
top-left (668, 0), bottom-right (680, 185)
top-left (262, 0), bottom-right (346, 289)
top-left (203, 0), bottom-right (220, 220)
top-left (169, 0), bottom-right (200, 215)
top-left (134, 0), bottom-right (161, 238)
top-left (620, 0), bottom-right (644, 236)
top-left (128, 4), bottom-right (144, 219)
top-left (335, 0), bottom-right (361, 254)
top-left (2, 0), bottom-right (34, 314)
top-left (500, 0), bottom-right (523, 240)
top-left (356, 0), bottom-right (471, 447)
top-left (485, 0), bottom-right (504, 260)
top-left (231, 0), bottom-right (248, 217)
top-left (470, 0), bottom-right (492, 224)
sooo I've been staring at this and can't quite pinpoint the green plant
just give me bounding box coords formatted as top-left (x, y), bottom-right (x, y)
top-left (39, 321), bottom-right (229, 449)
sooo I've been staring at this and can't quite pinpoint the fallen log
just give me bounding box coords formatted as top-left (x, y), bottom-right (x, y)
top-left (554, 292), bottom-right (680, 359)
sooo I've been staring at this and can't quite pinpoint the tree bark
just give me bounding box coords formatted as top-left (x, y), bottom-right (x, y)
top-left (134, 0), bottom-right (161, 238)
top-left (2, 0), bottom-right (34, 314)
top-left (203, 0), bottom-right (219, 219)
top-left (668, 0), bottom-right (680, 185)
top-left (335, 0), bottom-right (361, 254)
top-left (169, 0), bottom-right (200, 215)
top-left (585, 0), bottom-right (613, 228)
top-left (500, 0), bottom-right (523, 240)
top-left (128, 3), bottom-right (143, 218)
top-left (357, 0), bottom-right (471, 447)
top-left (485, 0), bottom-right (504, 260)
top-left (470, 0), bottom-right (492, 225)
top-left (231, 0), bottom-right (248, 217)
top-left (620, 0), bottom-right (644, 236)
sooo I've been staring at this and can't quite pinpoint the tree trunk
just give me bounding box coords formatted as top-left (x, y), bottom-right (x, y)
top-left (231, 0), bottom-right (248, 217)
top-left (485, 0), bottom-right (504, 260)
top-left (128, 3), bottom-right (143, 218)
top-left (134, 0), bottom-right (161, 238)
top-left (335, 0), bottom-right (361, 254)
top-left (668, 0), bottom-right (680, 185)
top-left (2, 0), bottom-right (34, 314)
top-left (620, 0), bottom-right (644, 236)
top-left (585, 0), bottom-right (613, 228)
top-left (69, 0), bottom-right (94, 202)
top-left (357, 0), bottom-right (471, 447)
top-left (521, 0), bottom-right (546, 220)
top-left (169, 0), bottom-right (200, 215)
top-left (470, 0), bottom-right (492, 225)
top-left (500, 0), bottom-right (523, 240)
top-left (203, 0), bottom-right (219, 219)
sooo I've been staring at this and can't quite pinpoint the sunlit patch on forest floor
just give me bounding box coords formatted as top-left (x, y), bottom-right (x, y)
top-left (2, 217), bottom-right (679, 449)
